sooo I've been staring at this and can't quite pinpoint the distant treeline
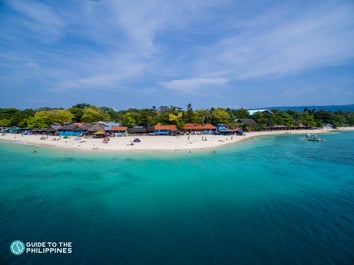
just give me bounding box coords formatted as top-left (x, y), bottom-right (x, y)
top-left (1, 103), bottom-right (354, 130)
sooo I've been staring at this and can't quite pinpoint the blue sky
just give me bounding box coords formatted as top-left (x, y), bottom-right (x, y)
top-left (1, 0), bottom-right (354, 110)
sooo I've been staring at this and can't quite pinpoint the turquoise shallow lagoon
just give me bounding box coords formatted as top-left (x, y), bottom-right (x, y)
top-left (1, 131), bottom-right (354, 265)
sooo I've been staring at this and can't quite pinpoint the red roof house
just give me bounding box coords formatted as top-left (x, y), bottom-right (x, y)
top-left (154, 123), bottom-right (177, 135)
top-left (183, 123), bottom-right (216, 134)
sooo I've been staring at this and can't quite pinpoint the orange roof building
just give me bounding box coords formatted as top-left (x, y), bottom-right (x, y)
top-left (154, 123), bottom-right (177, 135)
top-left (183, 123), bottom-right (216, 132)
top-left (110, 126), bottom-right (128, 131)
top-left (109, 126), bottom-right (128, 136)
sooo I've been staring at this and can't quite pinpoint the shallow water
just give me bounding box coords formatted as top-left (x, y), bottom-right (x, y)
top-left (1, 131), bottom-right (354, 264)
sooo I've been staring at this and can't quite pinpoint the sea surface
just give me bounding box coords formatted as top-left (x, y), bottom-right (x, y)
top-left (1, 131), bottom-right (354, 265)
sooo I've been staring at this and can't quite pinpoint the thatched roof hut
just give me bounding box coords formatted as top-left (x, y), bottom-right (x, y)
top-left (235, 118), bottom-right (258, 126)
top-left (87, 123), bottom-right (105, 133)
top-left (79, 123), bottom-right (105, 134)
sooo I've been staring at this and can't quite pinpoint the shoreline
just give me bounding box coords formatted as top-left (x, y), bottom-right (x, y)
top-left (1, 127), bottom-right (353, 153)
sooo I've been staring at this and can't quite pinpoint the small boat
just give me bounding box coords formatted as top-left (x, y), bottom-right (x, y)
top-left (303, 133), bottom-right (324, 142)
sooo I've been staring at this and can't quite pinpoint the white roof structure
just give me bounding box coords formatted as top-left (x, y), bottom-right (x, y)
top-left (248, 109), bottom-right (272, 115)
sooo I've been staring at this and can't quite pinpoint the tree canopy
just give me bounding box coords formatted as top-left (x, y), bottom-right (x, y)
top-left (0, 103), bottom-right (353, 130)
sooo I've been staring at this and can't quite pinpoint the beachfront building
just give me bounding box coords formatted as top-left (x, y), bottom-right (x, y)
top-left (154, 123), bottom-right (178, 135)
top-left (100, 121), bottom-right (121, 131)
top-left (110, 126), bottom-right (128, 137)
top-left (57, 124), bottom-right (83, 136)
top-left (80, 123), bottom-right (105, 136)
top-left (127, 126), bottom-right (155, 135)
top-left (183, 123), bottom-right (216, 134)
top-left (235, 118), bottom-right (258, 126)
top-left (216, 124), bottom-right (234, 135)
top-left (235, 118), bottom-right (258, 131)
top-left (98, 122), bottom-right (127, 136)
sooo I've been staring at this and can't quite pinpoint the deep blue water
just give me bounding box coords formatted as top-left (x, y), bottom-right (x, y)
top-left (1, 131), bottom-right (354, 265)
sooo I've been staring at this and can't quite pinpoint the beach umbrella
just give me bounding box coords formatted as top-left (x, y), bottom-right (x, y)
top-left (94, 130), bottom-right (105, 135)
top-left (133, 138), bottom-right (141, 143)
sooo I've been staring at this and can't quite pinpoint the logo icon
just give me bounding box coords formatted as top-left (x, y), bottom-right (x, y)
top-left (10, 240), bottom-right (25, 255)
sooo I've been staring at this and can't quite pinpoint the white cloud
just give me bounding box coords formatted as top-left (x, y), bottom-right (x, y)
top-left (160, 77), bottom-right (228, 95)
top-left (53, 52), bottom-right (145, 91)
top-left (1, 0), bottom-right (354, 108)
top-left (107, 0), bottom-right (221, 57)
top-left (8, 0), bottom-right (65, 42)
top-left (196, 2), bottom-right (354, 79)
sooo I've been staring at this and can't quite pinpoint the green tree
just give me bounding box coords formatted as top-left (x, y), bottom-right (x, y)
top-left (11, 109), bottom-right (34, 126)
top-left (82, 107), bottom-right (109, 122)
top-left (34, 111), bottom-right (52, 124)
top-left (271, 110), bottom-right (296, 127)
top-left (72, 103), bottom-right (92, 109)
top-left (302, 112), bottom-right (316, 127)
top-left (192, 109), bottom-right (206, 124)
top-left (213, 108), bottom-right (231, 124)
top-left (135, 108), bottom-right (158, 126)
top-left (330, 113), bottom-right (346, 128)
top-left (159, 106), bottom-right (172, 124)
top-left (122, 112), bottom-right (136, 127)
top-left (35, 107), bottom-right (57, 112)
top-left (185, 103), bottom-right (193, 123)
top-left (287, 110), bottom-right (303, 126)
top-left (252, 112), bottom-right (267, 129)
top-left (52, 110), bottom-right (74, 124)
top-left (25, 116), bottom-right (47, 129)
top-left (0, 118), bottom-right (11, 126)
top-left (169, 112), bottom-right (183, 129)
top-left (345, 112), bottom-right (354, 125)
top-left (99, 106), bottom-right (115, 121)
top-left (67, 107), bottom-right (84, 122)
top-left (32, 109), bottom-right (74, 124)
top-left (233, 108), bottom-right (250, 119)
top-left (282, 112), bottom-right (295, 127)
top-left (0, 108), bottom-right (20, 126)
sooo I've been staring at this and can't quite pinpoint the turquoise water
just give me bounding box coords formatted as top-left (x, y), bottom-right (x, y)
top-left (1, 131), bottom-right (354, 265)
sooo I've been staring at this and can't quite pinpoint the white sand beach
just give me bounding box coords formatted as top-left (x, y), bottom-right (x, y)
top-left (1, 127), bottom-right (352, 152)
